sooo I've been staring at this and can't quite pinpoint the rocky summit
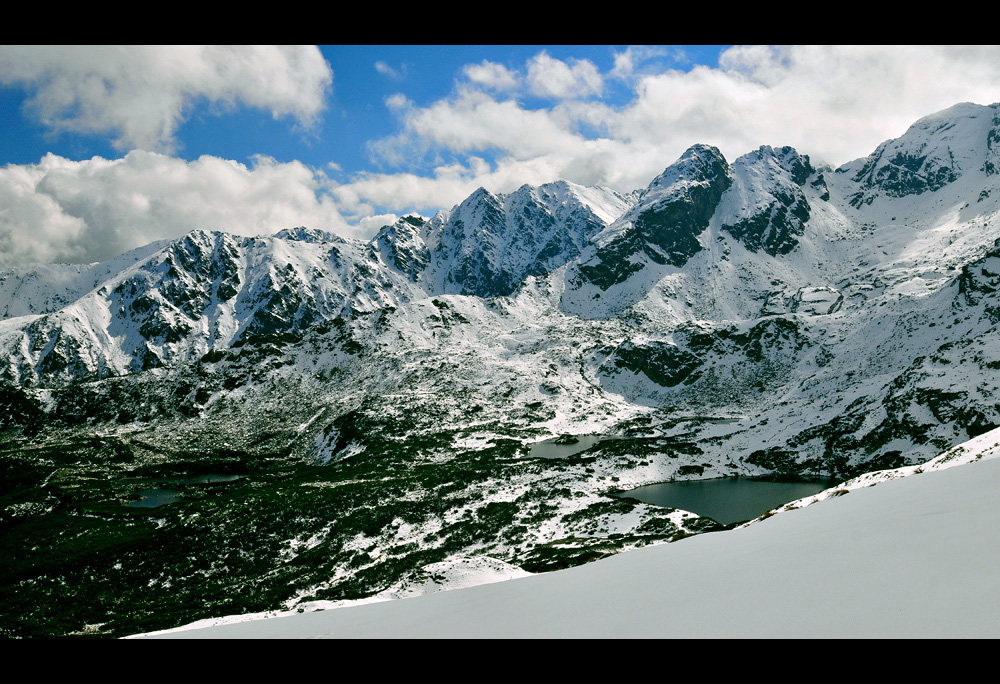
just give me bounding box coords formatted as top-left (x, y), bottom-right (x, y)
top-left (4, 102), bottom-right (1000, 637)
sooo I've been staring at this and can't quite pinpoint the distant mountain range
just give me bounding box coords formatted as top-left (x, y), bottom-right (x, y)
top-left (5, 101), bottom-right (1000, 478)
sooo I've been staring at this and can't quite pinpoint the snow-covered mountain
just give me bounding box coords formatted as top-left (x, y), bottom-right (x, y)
top-left (418, 180), bottom-right (630, 297)
top-left (7, 102), bottom-right (1000, 478)
top-left (5, 102), bottom-right (1000, 638)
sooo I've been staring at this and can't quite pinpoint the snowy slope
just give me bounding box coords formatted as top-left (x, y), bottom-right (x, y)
top-left (134, 425), bottom-right (1000, 638)
top-left (0, 240), bottom-right (170, 320)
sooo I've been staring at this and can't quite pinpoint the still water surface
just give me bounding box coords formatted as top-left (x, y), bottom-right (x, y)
top-left (528, 435), bottom-right (619, 459)
top-left (125, 488), bottom-right (183, 508)
top-left (613, 477), bottom-right (836, 525)
top-left (125, 474), bottom-right (243, 508)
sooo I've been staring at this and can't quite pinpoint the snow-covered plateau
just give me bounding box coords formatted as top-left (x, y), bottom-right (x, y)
top-left (4, 102), bottom-right (1000, 638)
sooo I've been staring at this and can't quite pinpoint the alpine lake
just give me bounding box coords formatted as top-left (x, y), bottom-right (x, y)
top-left (531, 434), bottom-right (836, 526)
top-left (125, 474), bottom-right (245, 508)
top-left (611, 475), bottom-right (837, 526)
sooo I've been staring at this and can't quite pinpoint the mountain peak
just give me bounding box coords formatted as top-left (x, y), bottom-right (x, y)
top-left (466, 186), bottom-right (499, 203)
top-left (572, 144), bottom-right (732, 295)
top-left (646, 144), bottom-right (729, 196)
top-left (716, 145), bottom-right (816, 256)
top-left (273, 226), bottom-right (344, 244)
top-left (839, 101), bottom-right (1000, 206)
top-left (370, 216), bottom-right (430, 282)
top-left (745, 146), bottom-right (813, 184)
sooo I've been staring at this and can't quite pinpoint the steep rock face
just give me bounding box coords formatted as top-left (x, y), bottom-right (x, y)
top-left (370, 215), bottom-right (430, 282)
top-left (232, 259), bottom-right (317, 346)
top-left (421, 181), bottom-right (627, 298)
top-left (575, 145), bottom-right (731, 291)
top-left (424, 187), bottom-right (510, 296)
top-left (504, 182), bottom-right (608, 279)
top-left (228, 230), bottom-right (421, 341)
top-left (149, 230), bottom-right (242, 321)
top-left (718, 146), bottom-right (816, 256)
top-left (958, 236), bottom-right (1000, 313)
top-left (18, 316), bottom-right (109, 386)
top-left (839, 102), bottom-right (1000, 207)
top-left (985, 107), bottom-right (1000, 176)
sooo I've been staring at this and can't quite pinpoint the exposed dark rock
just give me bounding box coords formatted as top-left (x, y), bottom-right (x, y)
top-left (579, 145), bottom-right (731, 290)
top-left (603, 340), bottom-right (703, 387)
top-left (721, 146), bottom-right (814, 256)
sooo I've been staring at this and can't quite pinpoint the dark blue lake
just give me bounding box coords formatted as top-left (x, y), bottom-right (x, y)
top-left (125, 487), bottom-right (184, 508)
top-left (612, 477), bottom-right (836, 525)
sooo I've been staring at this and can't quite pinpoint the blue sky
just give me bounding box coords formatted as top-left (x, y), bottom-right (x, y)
top-left (1, 45), bottom-right (999, 267)
top-left (0, 46), bottom-right (728, 173)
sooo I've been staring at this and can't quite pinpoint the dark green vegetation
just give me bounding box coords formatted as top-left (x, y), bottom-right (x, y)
top-left (601, 317), bottom-right (812, 400)
top-left (0, 403), bottom-right (708, 638)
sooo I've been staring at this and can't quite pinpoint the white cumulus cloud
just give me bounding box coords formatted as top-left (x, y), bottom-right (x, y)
top-left (462, 60), bottom-right (519, 91)
top-left (0, 152), bottom-right (358, 267)
top-left (526, 52), bottom-right (603, 99)
top-left (349, 45), bottom-right (1000, 219)
top-left (0, 45), bottom-right (333, 153)
top-left (402, 88), bottom-right (587, 160)
top-left (608, 44), bottom-right (1000, 170)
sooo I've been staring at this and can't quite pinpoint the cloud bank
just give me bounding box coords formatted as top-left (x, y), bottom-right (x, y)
top-left (0, 152), bottom-right (363, 268)
top-left (0, 45), bottom-right (333, 153)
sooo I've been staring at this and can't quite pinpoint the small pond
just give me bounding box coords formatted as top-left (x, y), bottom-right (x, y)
top-left (125, 487), bottom-right (184, 508)
top-left (612, 476), bottom-right (837, 526)
top-left (124, 474), bottom-right (244, 508)
top-left (527, 434), bottom-right (620, 459)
